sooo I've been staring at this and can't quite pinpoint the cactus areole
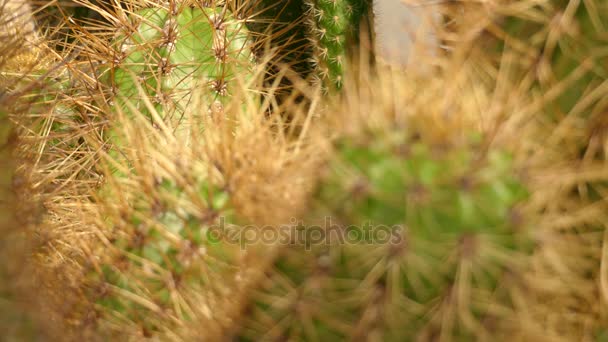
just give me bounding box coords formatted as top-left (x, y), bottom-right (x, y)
top-left (110, 6), bottom-right (254, 119)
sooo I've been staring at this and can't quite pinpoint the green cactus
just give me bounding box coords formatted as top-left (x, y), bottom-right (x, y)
top-left (59, 63), bottom-right (320, 337)
top-left (304, 0), bottom-right (373, 90)
top-left (86, 167), bottom-right (244, 337)
top-left (249, 0), bottom-right (372, 93)
top-left (106, 3), bottom-right (256, 126)
top-left (235, 120), bottom-right (532, 339)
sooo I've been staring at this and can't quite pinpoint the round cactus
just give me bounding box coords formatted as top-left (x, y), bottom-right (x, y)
top-left (227, 61), bottom-right (537, 339)
top-left (236, 127), bottom-right (532, 340)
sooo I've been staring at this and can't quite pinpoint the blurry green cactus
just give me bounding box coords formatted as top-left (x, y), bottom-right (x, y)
top-left (237, 122), bottom-right (533, 340)
top-left (440, 0), bottom-right (608, 336)
top-left (108, 3), bottom-right (255, 123)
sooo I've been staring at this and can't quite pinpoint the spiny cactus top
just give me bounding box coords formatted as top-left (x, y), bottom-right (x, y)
top-left (109, 4), bottom-right (255, 123)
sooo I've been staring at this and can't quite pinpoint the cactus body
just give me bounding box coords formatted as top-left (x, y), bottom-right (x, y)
top-left (232, 60), bottom-right (535, 339)
top-left (305, 0), bottom-right (372, 90)
top-left (239, 131), bottom-right (531, 340)
top-left (109, 4), bottom-right (255, 124)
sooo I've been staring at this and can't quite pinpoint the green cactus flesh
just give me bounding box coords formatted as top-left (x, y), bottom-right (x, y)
top-left (305, 0), bottom-right (372, 90)
top-left (109, 6), bottom-right (255, 123)
top-left (239, 130), bottom-right (532, 340)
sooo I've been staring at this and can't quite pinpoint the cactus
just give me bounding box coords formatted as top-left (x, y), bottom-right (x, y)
top-left (12, 27), bottom-right (320, 336)
top-left (11, 2), bottom-right (263, 337)
top-left (105, 2), bottom-right (256, 127)
top-left (228, 67), bottom-right (537, 340)
top-left (65, 80), bottom-right (320, 338)
top-left (249, 0), bottom-right (373, 93)
top-left (238, 133), bottom-right (532, 340)
top-left (304, 0), bottom-right (373, 90)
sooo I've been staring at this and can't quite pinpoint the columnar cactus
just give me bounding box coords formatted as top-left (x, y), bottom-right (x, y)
top-left (249, 0), bottom-right (372, 93)
top-left (304, 0), bottom-right (373, 90)
top-left (106, 2), bottom-right (256, 126)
